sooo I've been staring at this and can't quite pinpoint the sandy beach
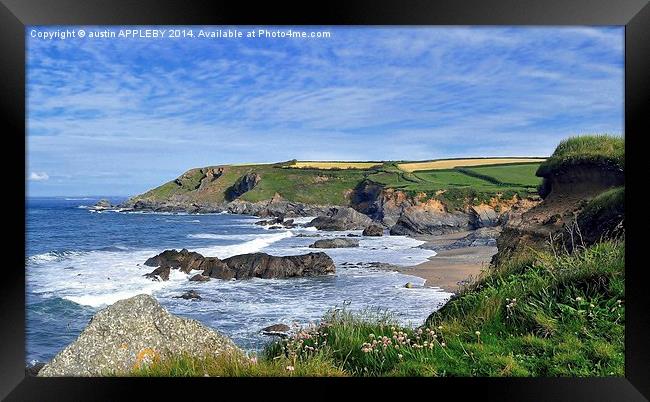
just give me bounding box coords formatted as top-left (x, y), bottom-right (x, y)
top-left (398, 231), bottom-right (498, 294)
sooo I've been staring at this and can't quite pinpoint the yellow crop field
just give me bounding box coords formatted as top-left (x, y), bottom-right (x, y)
top-left (398, 158), bottom-right (546, 172)
top-left (291, 161), bottom-right (382, 170)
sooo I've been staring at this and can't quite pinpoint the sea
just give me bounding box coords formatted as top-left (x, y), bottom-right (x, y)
top-left (26, 197), bottom-right (452, 365)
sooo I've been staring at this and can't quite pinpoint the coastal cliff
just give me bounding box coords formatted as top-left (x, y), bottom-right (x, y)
top-left (492, 136), bottom-right (624, 264)
top-left (121, 160), bottom-right (542, 236)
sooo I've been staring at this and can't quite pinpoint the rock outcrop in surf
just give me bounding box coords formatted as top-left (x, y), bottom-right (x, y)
top-left (143, 249), bottom-right (336, 281)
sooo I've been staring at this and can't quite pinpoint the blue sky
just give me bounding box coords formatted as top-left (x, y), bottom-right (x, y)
top-left (27, 26), bottom-right (624, 196)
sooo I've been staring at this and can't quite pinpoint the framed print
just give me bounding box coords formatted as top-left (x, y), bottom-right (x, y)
top-left (1, 0), bottom-right (648, 400)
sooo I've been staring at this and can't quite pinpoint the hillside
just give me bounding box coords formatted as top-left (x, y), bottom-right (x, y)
top-left (122, 158), bottom-right (545, 233)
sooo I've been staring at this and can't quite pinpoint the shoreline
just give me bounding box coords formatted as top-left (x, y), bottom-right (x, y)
top-left (88, 205), bottom-right (497, 294)
top-left (399, 231), bottom-right (497, 294)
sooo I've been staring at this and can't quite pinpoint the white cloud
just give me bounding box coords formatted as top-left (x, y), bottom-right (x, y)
top-left (25, 26), bottom-right (624, 196)
top-left (29, 172), bottom-right (50, 181)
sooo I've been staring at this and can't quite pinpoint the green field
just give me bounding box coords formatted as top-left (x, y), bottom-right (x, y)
top-left (461, 163), bottom-right (543, 187)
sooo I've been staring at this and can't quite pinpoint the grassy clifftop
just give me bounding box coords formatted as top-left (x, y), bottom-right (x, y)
top-left (129, 159), bottom-right (544, 211)
top-left (536, 135), bottom-right (624, 177)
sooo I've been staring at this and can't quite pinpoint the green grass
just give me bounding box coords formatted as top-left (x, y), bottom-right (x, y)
top-left (133, 240), bottom-right (623, 377)
top-left (261, 240), bottom-right (624, 376)
top-left (579, 187), bottom-right (624, 221)
top-left (129, 351), bottom-right (346, 377)
top-left (240, 168), bottom-right (366, 205)
top-left (537, 135), bottom-right (624, 177)
top-left (460, 163), bottom-right (543, 187)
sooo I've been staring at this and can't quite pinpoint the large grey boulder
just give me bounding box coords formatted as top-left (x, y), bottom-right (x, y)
top-left (307, 207), bottom-right (372, 231)
top-left (38, 294), bottom-right (239, 376)
top-left (309, 238), bottom-right (360, 249)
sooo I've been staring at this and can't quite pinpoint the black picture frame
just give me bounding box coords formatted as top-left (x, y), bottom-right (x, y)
top-left (1, 0), bottom-right (648, 400)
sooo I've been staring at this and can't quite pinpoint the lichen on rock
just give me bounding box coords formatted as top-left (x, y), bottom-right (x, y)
top-left (38, 294), bottom-right (240, 376)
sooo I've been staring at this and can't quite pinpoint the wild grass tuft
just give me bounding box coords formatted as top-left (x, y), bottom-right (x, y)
top-left (536, 135), bottom-right (624, 177)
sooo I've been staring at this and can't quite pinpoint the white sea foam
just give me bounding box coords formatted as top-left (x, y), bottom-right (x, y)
top-left (28, 250), bottom-right (84, 263)
top-left (63, 269), bottom-right (189, 307)
top-left (260, 231), bottom-right (437, 266)
top-left (193, 230), bottom-right (294, 258)
top-left (27, 248), bottom-right (191, 308)
top-left (289, 216), bottom-right (317, 225)
top-left (27, 212), bottom-right (453, 353)
top-left (186, 233), bottom-right (263, 240)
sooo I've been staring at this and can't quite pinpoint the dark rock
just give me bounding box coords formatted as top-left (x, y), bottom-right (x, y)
top-left (351, 181), bottom-right (413, 227)
top-left (93, 199), bottom-right (112, 209)
top-left (189, 274), bottom-right (211, 282)
top-left (261, 323), bottom-right (291, 337)
top-left (222, 252), bottom-right (335, 279)
top-left (174, 290), bottom-right (202, 300)
top-left (144, 266), bottom-right (171, 281)
top-left (26, 362), bottom-right (46, 376)
top-left (256, 217), bottom-right (294, 229)
top-left (309, 238), bottom-right (359, 249)
top-left (390, 208), bottom-right (471, 236)
top-left (362, 224), bottom-right (384, 236)
top-left (144, 249), bottom-right (335, 281)
top-left (199, 257), bottom-right (234, 280)
top-left (469, 205), bottom-right (500, 228)
top-left (255, 217), bottom-right (284, 226)
top-left (347, 233), bottom-right (360, 237)
top-left (441, 227), bottom-right (501, 250)
top-left (226, 173), bottom-right (261, 201)
top-left (144, 249), bottom-right (204, 273)
top-left (307, 207), bottom-right (372, 231)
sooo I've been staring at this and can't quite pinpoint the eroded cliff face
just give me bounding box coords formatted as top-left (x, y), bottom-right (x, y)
top-left (350, 180), bottom-right (540, 236)
top-left (492, 162), bottom-right (624, 265)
